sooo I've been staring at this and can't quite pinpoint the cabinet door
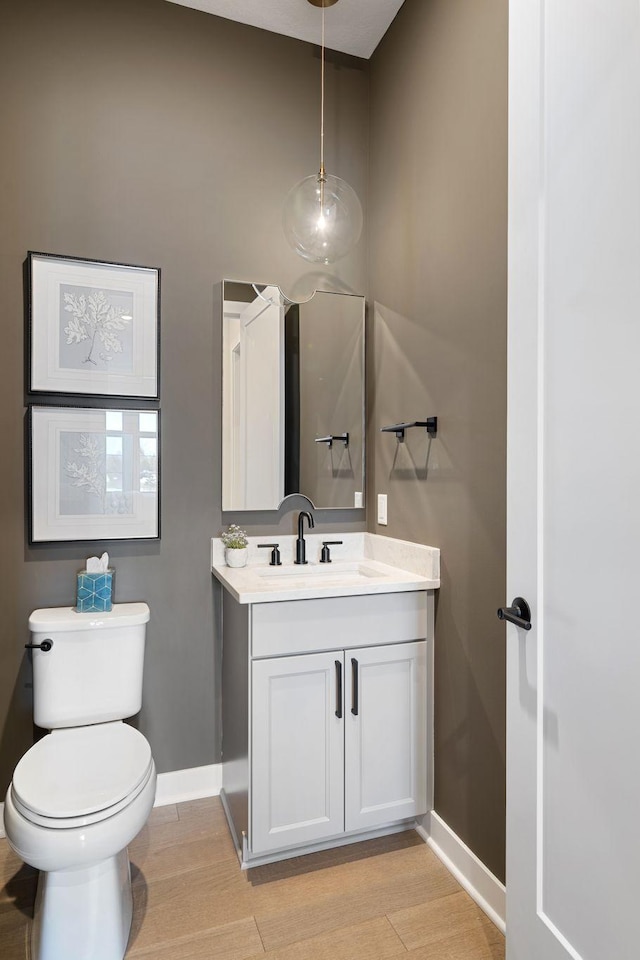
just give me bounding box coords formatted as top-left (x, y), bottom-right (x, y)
top-left (251, 651), bottom-right (344, 854)
top-left (345, 640), bottom-right (427, 832)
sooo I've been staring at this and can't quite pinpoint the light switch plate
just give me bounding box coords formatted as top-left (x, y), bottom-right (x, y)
top-left (354, 491), bottom-right (363, 508)
top-left (377, 493), bottom-right (388, 525)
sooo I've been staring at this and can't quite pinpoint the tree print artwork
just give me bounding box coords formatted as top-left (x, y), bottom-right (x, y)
top-left (30, 254), bottom-right (157, 397)
top-left (63, 289), bottom-right (131, 366)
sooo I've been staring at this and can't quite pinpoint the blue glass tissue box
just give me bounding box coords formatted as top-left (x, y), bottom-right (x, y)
top-left (76, 570), bottom-right (115, 613)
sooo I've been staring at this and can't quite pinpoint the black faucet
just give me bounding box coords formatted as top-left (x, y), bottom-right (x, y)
top-left (294, 511), bottom-right (315, 565)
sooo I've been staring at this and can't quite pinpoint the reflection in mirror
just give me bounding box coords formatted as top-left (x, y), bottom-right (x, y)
top-left (222, 281), bottom-right (365, 511)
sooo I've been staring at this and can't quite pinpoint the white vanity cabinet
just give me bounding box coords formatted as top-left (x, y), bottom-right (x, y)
top-left (252, 640), bottom-right (427, 855)
top-left (251, 650), bottom-right (345, 853)
top-left (344, 640), bottom-right (427, 833)
top-left (220, 588), bottom-right (433, 867)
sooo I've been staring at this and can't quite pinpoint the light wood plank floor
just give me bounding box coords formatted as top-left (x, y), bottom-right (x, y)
top-left (0, 797), bottom-right (504, 959)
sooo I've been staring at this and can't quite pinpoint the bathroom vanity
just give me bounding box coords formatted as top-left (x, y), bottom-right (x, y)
top-left (212, 533), bottom-right (440, 868)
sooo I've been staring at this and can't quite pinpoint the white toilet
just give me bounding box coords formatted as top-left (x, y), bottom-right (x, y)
top-left (3, 603), bottom-right (157, 960)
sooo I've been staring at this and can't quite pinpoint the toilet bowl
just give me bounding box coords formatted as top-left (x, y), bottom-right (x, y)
top-left (3, 603), bottom-right (156, 960)
top-left (4, 722), bottom-right (157, 960)
top-left (5, 723), bottom-right (156, 872)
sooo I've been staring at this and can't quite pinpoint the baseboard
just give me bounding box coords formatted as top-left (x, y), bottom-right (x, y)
top-left (417, 811), bottom-right (506, 933)
top-left (153, 763), bottom-right (222, 807)
top-left (2, 775), bottom-right (507, 938)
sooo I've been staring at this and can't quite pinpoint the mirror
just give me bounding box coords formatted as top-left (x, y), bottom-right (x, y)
top-left (222, 280), bottom-right (365, 511)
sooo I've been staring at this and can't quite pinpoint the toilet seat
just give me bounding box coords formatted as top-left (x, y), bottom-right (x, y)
top-left (11, 722), bottom-right (153, 829)
top-left (11, 762), bottom-right (155, 829)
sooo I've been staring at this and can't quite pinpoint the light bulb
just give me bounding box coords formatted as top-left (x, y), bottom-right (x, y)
top-left (283, 171), bottom-right (363, 264)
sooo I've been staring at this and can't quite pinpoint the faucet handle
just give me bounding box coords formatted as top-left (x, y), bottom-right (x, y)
top-left (320, 540), bottom-right (343, 563)
top-left (258, 543), bottom-right (282, 566)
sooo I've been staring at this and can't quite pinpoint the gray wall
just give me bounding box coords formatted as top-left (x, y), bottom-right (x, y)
top-left (0, 0), bottom-right (509, 884)
top-left (368, 0), bottom-right (508, 880)
top-left (0, 0), bottom-right (368, 791)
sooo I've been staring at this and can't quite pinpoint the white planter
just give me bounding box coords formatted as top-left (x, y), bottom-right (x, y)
top-left (226, 547), bottom-right (248, 568)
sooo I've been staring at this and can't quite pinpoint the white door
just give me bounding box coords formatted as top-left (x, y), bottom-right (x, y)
top-left (251, 652), bottom-right (344, 854)
top-left (222, 289), bottom-right (284, 510)
top-left (507, 2), bottom-right (640, 958)
top-left (240, 290), bottom-right (284, 509)
top-left (345, 641), bottom-right (427, 832)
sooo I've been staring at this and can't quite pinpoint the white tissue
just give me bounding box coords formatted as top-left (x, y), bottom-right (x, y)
top-left (86, 552), bottom-right (109, 573)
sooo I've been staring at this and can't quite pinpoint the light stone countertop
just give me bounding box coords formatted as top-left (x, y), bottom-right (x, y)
top-left (211, 532), bottom-right (440, 604)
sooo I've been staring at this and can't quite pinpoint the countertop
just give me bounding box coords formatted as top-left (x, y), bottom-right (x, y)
top-left (211, 532), bottom-right (440, 604)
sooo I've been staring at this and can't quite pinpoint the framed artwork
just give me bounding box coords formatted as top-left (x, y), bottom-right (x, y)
top-left (29, 405), bottom-right (160, 542)
top-left (28, 252), bottom-right (160, 399)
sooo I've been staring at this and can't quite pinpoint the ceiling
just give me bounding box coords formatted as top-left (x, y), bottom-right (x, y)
top-left (165, 0), bottom-right (406, 60)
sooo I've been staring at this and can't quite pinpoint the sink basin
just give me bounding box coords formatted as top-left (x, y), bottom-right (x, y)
top-left (257, 561), bottom-right (383, 588)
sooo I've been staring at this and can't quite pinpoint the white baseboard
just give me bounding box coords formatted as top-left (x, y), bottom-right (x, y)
top-left (417, 811), bottom-right (506, 933)
top-left (153, 763), bottom-right (222, 807)
top-left (2, 775), bottom-right (506, 939)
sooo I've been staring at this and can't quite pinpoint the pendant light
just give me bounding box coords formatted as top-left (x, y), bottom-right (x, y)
top-left (283, 0), bottom-right (363, 264)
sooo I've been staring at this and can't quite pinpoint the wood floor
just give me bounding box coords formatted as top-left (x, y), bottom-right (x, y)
top-left (0, 797), bottom-right (504, 959)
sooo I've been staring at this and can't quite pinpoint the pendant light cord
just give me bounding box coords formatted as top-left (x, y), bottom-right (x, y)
top-left (319, 3), bottom-right (326, 209)
top-left (320, 4), bottom-right (326, 177)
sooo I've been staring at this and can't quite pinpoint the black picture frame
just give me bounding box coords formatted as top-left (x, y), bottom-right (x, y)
top-left (28, 405), bottom-right (161, 543)
top-left (28, 251), bottom-right (160, 400)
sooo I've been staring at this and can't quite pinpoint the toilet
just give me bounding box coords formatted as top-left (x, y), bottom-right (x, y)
top-left (3, 603), bottom-right (157, 960)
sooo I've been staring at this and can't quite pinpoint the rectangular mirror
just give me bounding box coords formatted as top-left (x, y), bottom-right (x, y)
top-left (222, 280), bottom-right (365, 511)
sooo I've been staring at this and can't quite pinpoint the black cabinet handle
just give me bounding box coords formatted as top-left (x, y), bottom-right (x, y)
top-left (497, 597), bottom-right (532, 631)
top-left (25, 639), bottom-right (53, 652)
top-left (335, 660), bottom-right (343, 719)
top-left (351, 658), bottom-right (359, 716)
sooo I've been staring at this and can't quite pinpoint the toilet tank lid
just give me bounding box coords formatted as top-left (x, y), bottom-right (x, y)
top-left (29, 602), bottom-right (150, 633)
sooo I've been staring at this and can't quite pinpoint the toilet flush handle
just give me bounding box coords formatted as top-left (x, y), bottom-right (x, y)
top-left (25, 639), bottom-right (53, 652)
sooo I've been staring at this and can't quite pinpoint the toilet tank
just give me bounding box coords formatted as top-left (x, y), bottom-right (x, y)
top-left (28, 603), bottom-right (150, 729)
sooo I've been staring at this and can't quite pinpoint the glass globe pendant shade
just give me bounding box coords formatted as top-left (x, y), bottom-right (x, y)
top-left (283, 169), bottom-right (363, 264)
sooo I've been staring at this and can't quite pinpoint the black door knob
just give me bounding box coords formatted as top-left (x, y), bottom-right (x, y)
top-left (497, 597), bottom-right (532, 631)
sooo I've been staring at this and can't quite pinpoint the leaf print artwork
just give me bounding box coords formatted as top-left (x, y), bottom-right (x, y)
top-left (63, 289), bottom-right (131, 366)
top-left (32, 406), bottom-right (158, 540)
top-left (65, 434), bottom-right (106, 500)
top-left (63, 433), bottom-right (132, 516)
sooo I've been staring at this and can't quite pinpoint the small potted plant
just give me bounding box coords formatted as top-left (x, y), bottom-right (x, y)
top-left (221, 524), bottom-right (249, 568)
